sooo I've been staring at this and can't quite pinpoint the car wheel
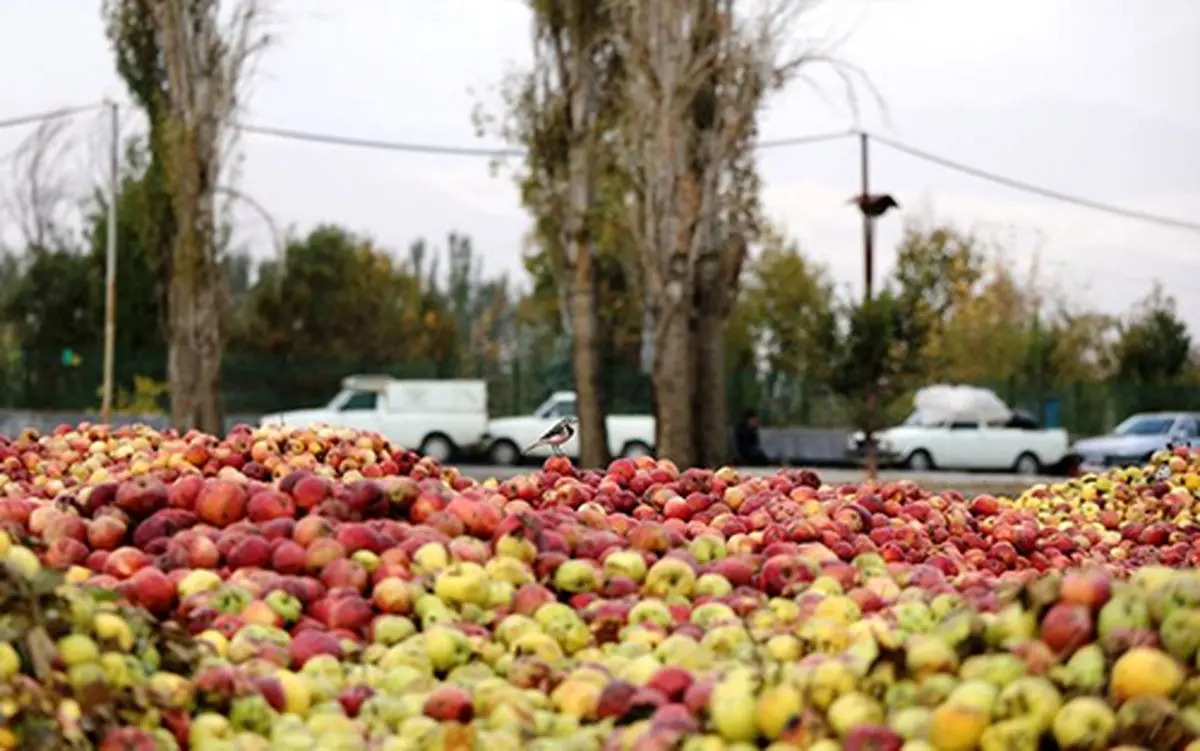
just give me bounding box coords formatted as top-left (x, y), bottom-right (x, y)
top-left (488, 440), bottom-right (521, 467)
top-left (418, 434), bottom-right (455, 463)
top-left (621, 441), bottom-right (653, 459)
top-left (906, 449), bottom-right (934, 472)
top-left (1014, 452), bottom-right (1041, 476)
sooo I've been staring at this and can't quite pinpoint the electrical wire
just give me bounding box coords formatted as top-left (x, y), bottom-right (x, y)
top-left (1, 102), bottom-right (1195, 235)
top-left (236, 121), bottom-right (857, 156)
top-left (0, 104), bottom-right (103, 132)
top-left (236, 122), bottom-right (526, 158)
top-left (868, 132), bottom-right (1200, 235)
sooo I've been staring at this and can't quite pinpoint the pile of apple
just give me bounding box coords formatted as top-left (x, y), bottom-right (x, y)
top-left (0, 424), bottom-right (1198, 749)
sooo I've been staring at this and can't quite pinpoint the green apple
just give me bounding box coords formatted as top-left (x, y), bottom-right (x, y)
top-left (230, 694), bottom-right (277, 735)
top-left (495, 614), bottom-right (540, 648)
top-left (695, 573), bottom-right (733, 598)
top-left (422, 625), bottom-right (471, 672)
top-left (190, 712), bottom-right (235, 746)
top-left (533, 602), bottom-right (575, 630)
top-left (690, 602), bottom-right (736, 630)
top-left (372, 615), bottom-right (416, 646)
top-left (554, 559), bottom-right (603, 594)
top-left (484, 556), bottom-right (534, 586)
top-left (494, 535), bottom-right (537, 564)
top-left (643, 557), bottom-right (696, 598)
top-left (620, 653), bottom-right (662, 686)
top-left (411, 542), bottom-right (450, 575)
top-left (1052, 697), bottom-right (1115, 750)
top-left (543, 614), bottom-right (590, 655)
top-left (827, 692), bottom-right (884, 737)
top-left (57, 634), bottom-right (99, 668)
top-left (994, 676), bottom-right (1062, 732)
top-left (433, 562), bottom-right (490, 606)
top-left (178, 569), bottom-right (223, 600)
top-left (701, 624), bottom-right (753, 660)
top-left (351, 549), bottom-right (380, 573)
top-left (509, 630), bottom-right (565, 662)
top-left (602, 550), bottom-right (648, 583)
top-left (265, 590), bottom-right (303, 624)
top-left (687, 534), bottom-right (727, 564)
top-left (628, 599), bottom-right (673, 629)
top-left (710, 674), bottom-right (759, 741)
top-left (756, 682), bottom-right (802, 740)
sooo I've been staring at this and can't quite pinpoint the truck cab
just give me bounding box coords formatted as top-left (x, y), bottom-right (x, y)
top-left (259, 376), bottom-right (489, 461)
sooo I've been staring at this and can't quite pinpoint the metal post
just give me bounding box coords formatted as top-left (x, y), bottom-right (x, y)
top-left (100, 101), bottom-right (120, 424)
top-left (859, 132), bottom-right (879, 481)
top-left (860, 132), bottom-right (874, 302)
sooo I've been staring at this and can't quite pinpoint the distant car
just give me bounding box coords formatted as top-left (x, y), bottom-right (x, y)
top-left (483, 391), bottom-right (655, 465)
top-left (847, 385), bottom-right (1071, 475)
top-left (259, 376), bottom-right (490, 462)
top-left (1071, 412), bottom-right (1200, 472)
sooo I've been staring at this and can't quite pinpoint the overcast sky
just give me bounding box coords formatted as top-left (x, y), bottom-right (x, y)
top-left (2, 0), bottom-right (1198, 331)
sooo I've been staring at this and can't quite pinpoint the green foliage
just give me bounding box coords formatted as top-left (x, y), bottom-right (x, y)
top-left (1113, 284), bottom-right (1194, 386)
top-left (96, 375), bottom-right (170, 415)
top-left (825, 289), bottom-right (930, 432)
top-left (729, 227), bottom-right (837, 424)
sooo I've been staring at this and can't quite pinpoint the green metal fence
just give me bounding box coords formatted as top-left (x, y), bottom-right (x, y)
top-left (1, 346), bottom-right (1196, 437)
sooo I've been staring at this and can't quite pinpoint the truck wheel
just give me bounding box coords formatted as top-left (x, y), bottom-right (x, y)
top-left (418, 434), bottom-right (455, 463)
top-left (906, 450), bottom-right (934, 472)
top-left (621, 441), bottom-right (653, 459)
top-left (1013, 452), bottom-right (1041, 476)
top-left (488, 440), bottom-right (521, 467)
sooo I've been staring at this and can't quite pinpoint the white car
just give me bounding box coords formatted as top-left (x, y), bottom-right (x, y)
top-left (847, 385), bottom-right (1070, 475)
top-left (259, 376), bottom-right (489, 462)
top-left (483, 391), bottom-right (656, 465)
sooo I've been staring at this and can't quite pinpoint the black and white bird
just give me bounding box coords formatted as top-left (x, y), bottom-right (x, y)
top-left (524, 416), bottom-right (578, 456)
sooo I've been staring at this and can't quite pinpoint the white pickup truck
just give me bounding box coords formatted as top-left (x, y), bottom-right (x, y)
top-left (847, 385), bottom-right (1071, 475)
top-left (259, 376), bottom-right (489, 462)
top-left (483, 391), bottom-right (656, 465)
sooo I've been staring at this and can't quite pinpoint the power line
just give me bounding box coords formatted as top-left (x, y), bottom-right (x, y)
top-left (0, 104), bottom-right (103, 132)
top-left (237, 122), bottom-right (526, 158)
top-left (757, 129), bottom-right (858, 150)
top-left (3, 102), bottom-right (1196, 235)
top-left (868, 132), bottom-right (1200, 235)
top-left (239, 120), bottom-right (1200, 234)
top-left (236, 121), bottom-right (857, 156)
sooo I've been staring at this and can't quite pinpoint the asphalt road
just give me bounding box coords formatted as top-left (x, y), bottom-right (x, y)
top-left (456, 465), bottom-right (1051, 494)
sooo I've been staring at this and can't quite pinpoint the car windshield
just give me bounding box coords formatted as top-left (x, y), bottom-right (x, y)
top-left (1113, 416), bottom-right (1175, 436)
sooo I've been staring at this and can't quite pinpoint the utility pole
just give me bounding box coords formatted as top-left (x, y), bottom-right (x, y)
top-left (860, 132), bottom-right (874, 302)
top-left (100, 100), bottom-right (120, 424)
top-left (851, 132), bottom-right (899, 482)
top-left (859, 132), bottom-right (878, 480)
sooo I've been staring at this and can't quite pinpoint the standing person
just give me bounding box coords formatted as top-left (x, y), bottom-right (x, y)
top-left (735, 409), bottom-right (770, 466)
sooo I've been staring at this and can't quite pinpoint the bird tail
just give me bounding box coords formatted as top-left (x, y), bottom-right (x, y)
top-left (522, 439), bottom-right (542, 454)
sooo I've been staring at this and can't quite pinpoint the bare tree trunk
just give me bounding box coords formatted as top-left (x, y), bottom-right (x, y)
top-left (653, 300), bottom-right (695, 467)
top-left (166, 183), bottom-right (223, 434)
top-left (692, 280), bottom-right (729, 467)
top-left (568, 247), bottom-right (607, 467)
top-left (561, 24), bottom-right (611, 469)
top-left (151, 0), bottom-right (267, 436)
